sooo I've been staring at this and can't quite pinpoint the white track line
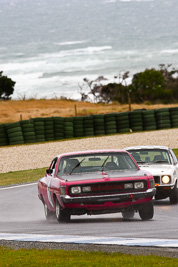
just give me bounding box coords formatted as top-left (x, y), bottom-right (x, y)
top-left (0, 183), bottom-right (37, 190)
top-left (0, 233), bottom-right (178, 247)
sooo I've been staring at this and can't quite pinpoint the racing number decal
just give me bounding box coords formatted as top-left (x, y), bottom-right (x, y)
top-left (47, 181), bottom-right (54, 208)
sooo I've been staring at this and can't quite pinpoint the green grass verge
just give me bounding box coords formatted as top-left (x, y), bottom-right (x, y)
top-left (0, 247), bottom-right (177, 266)
top-left (0, 149), bottom-right (178, 187)
top-left (173, 148), bottom-right (178, 157)
top-left (0, 167), bottom-right (47, 186)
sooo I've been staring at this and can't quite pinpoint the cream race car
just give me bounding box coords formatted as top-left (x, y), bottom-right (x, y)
top-left (125, 146), bottom-right (178, 204)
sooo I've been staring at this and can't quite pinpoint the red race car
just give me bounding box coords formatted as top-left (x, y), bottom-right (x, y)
top-left (38, 149), bottom-right (156, 222)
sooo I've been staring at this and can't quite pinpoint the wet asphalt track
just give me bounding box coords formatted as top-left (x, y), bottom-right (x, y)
top-left (0, 183), bottom-right (178, 248)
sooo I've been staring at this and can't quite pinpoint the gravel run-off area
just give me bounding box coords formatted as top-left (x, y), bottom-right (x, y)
top-left (0, 128), bottom-right (178, 173)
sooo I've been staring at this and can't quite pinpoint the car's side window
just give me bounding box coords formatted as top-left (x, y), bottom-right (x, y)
top-left (57, 158), bottom-right (67, 175)
top-left (169, 150), bottom-right (178, 165)
top-left (50, 157), bottom-right (58, 171)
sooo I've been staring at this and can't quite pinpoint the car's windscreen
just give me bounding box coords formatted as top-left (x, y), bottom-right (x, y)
top-left (57, 152), bottom-right (138, 175)
top-left (128, 149), bottom-right (171, 165)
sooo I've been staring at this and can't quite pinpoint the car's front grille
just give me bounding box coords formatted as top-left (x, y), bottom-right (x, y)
top-left (68, 180), bottom-right (147, 196)
top-left (153, 176), bottom-right (160, 184)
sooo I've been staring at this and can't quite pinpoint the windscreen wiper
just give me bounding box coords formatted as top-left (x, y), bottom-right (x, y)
top-left (101, 156), bottom-right (109, 172)
top-left (153, 160), bottom-right (168, 163)
top-left (69, 158), bottom-right (85, 175)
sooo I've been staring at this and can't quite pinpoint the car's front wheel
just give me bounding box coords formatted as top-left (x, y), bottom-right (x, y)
top-left (139, 201), bottom-right (154, 221)
top-left (44, 203), bottom-right (55, 220)
top-left (122, 210), bottom-right (135, 220)
top-left (55, 198), bottom-right (71, 222)
top-left (170, 182), bottom-right (178, 204)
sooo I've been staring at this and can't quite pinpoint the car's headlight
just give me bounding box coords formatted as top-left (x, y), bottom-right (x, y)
top-left (149, 179), bottom-right (155, 188)
top-left (82, 186), bottom-right (91, 192)
top-left (134, 182), bottom-right (144, 189)
top-left (60, 186), bottom-right (66, 195)
top-left (71, 186), bottom-right (81, 194)
top-left (162, 175), bottom-right (171, 184)
top-left (124, 183), bottom-right (133, 189)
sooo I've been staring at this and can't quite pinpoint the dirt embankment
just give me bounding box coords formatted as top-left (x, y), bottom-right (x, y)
top-left (1, 99), bottom-right (177, 124)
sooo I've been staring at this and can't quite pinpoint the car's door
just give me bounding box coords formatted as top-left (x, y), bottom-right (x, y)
top-left (45, 157), bottom-right (58, 208)
top-left (169, 150), bottom-right (178, 183)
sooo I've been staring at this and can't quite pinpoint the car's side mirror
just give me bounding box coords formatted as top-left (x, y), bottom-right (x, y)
top-left (46, 169), bottom-right (53, 175)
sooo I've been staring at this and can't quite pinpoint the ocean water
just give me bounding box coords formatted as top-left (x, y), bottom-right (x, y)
top-left (0, 0), bottom-right (178, 100)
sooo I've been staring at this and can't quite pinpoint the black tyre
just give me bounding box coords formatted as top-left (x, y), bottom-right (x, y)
top-left (130, 122), bottom-right (143, 127)
top-left (157, 124), bottom-right (171, 129)
top-left (116, 112), bottom-right (129, 119)
top-left (144, 126), bottom-right (157, 131)
top-left (33, 121), bottom-right (44, 126)
top-left (7, 131), bottom-right (23, 138)
top-left (156, 114), bottom-right (170, 120)
top-left (139, 201), bottom-right (154, 221)
top-left (23, 132), bottom-right (36, 137)
top-left (118, 128), bottom-right (130, 133)
top-left (155, 108), bottom-right (169, 114)
top-left (122, 210), bottom-right (135, 220)
top-left (9, 136), bottom-right (24, 142)
top-left (6, 122), bottom-right (21, 129)
top-left (55, 199), bottom-right (71, 222)
top-left (170, 183), bottom-right (178, 204)
top-left (143, 121), bottom-right (157, 127)
top-left (74, 132), bottom-right (84, 137)
top-left (9, 140), bottom-right (24, 145)
top-left (64, 126), bottom-right (73, 131)
top-left (105, 129), bottom-right (117, 134)
top-left (94, 130), bottom-right (105, 136)
top-left (44, 203), bottom-right (55, 220)
top-left (142, 110), bottom-right (155, 115)
top-left (170, 112), bottom-right (178, 117)
top-left (171, 119), bottom-right (178, 125)
top-left (0, 137), bottom-right (9, 146)
top-left (170, 115), bottom-right (178, 120)
top-left (21, 125), bottom-right (35, 130)
top-left (85, 132), bottom-right (94, 137)
top-left (105, 121), bottom-right (116, 128)
top-left (7, 126), bottom-right (22, 134)
top-left (0, 131), bottom-right (7, 138)
top-left (169, 107), bottom-right (178, 113)
top-left (54, 135), bottom-right (64, 140)
top-left (36, 138), bottom-right (45, 142)
top-left (64, 117), bottom-right (73, 123)
top-left (171, 122), bottom-right (178, 128)
top-left (131, 126), bottom-right (143, 132)
top-left (84, 129), bottom-right (94, 136)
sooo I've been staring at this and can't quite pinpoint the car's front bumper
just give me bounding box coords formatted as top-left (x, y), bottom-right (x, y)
top-left (60, 188), bottom-right (156, 204)
top-left (155, 184), bottom-right (175, 199)
top-left (155, 184), bottom-right (175, 189)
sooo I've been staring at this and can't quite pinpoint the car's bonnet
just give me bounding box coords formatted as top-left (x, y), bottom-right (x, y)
top-left (61, 169), bottom-right (149, 182)
top-left (138, 164), bottom-right (173, 175)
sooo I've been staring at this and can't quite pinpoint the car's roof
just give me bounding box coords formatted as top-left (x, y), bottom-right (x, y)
top-left (124, 145), bottom-right (170, 151)
top-left (57, 149), bottom-right (127, 158)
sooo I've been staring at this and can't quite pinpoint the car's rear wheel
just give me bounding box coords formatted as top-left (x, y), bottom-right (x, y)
top-left (122, 210), bottom-right (135, 220)
top-left (170, 183), bottom-right (178, 204)
top-left (44, 203), bottom-right (55, 220)
top-left (55, 198), bottom-right (71, 222)
top-left (139, 201), bottom-right (154, 221)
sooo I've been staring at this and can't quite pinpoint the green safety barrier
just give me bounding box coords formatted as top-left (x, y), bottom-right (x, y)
top-left (0, 107), bottom-right (177, 146)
